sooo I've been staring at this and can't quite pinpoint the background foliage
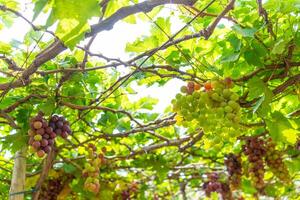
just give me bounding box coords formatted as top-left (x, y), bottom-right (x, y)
top-left (0, 0), bottom-right (299, 199)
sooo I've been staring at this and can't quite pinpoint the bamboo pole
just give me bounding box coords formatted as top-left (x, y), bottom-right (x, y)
top-left (9, 146), bottom-right (27, 200)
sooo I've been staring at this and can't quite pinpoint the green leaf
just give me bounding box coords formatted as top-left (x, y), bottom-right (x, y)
top-left (123, 15), bottom-right (136, 24)
top-left (1, 132), bottom-right (27, 153)
top-left (227, 34), bottom-right (241, 51)
top-left (266, 112), bottom-right (297, 143)
top-left (32, 0), bottom-right (48, 21)
top-left (63, 163), bottom-right (76, 173)
top-left (252, 95), bottom-right (265, 113)
top-left (241, 179), bottom-right (257, 194)
top-left (0, 41), bottom-right (12, 54)
top-left (282, 129), bottom-right (299, 144)
top-left (47, 0), bottom-right (100, 49)
top-left (248, 77), bottom-right (265, 99)
top-left (232, 25), bottom-right (257, 37)
top-left (286, 158), bottom-right (300, 174)
top-left (221, 52), bottom-right (240, 63)
top-left (244, 49), bottom-right (263, 66)
top-left (271, 39), bottom-right (288, 54)
top-left (38, 97), bottom-right (56, 116)
top-left (0, 96), bottom-right (23, 109)
top-left (135, 97), bottom-right (158, 110)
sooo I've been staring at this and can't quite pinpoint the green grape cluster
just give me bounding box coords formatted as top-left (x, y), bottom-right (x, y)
top-left (172, 78), bottom-right (241, 145)
top-left (265, 138), bottom-right (291, 183)
top-left (82, 143), bottom-right (103, 194)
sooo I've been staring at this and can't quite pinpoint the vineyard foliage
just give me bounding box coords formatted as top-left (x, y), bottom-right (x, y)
top-left (0, 0), bottom-right (299, 199)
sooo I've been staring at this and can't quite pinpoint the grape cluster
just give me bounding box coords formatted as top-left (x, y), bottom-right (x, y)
top-left (265, 138), bottom-right (291, 183)
top-left (120, 182), bottom-right (139, 200)
top-left (242, 138), bottom-right (266, 191)
top-left (82, 144), bottom-right (102, 194)
top-left (224, 153), bottom-right (242, 189)
top-left (172, 78), bottom-right (241, 147)
top-left (28, 112), bottom-right (55, 157)
top-left (202, 173), bottom-right (232, 200)
top-left (49, 115), bottom-right (72, 139)
top-left (39, 178), bottom-right (63, 200)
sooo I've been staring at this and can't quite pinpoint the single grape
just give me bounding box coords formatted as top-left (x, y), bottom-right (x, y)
top-left (33, 121), bottom-right (43, 129)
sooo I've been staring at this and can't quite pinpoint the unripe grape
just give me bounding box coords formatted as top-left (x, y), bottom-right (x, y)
top-left (233, 116), bottom-right (240, 123)
top-left (224, 106), bottom-right (233, 113)
top-left (211, 93), bottom-right (222, 102)
top-left (180, 86), bottom-right (188, 93)
top-left (88, 166), bottom-right (96, 173)
top-left (176, 93), bottom-right (182, 99)
top-left (222, 89), bottom-right (231, 98)
top-left (85, 163), bottom-right (92, 169)
top-left (230, 93), bottom-right (239, 101)
top-left (34, 134), bottom-right (42, 141)
top-left (226, 113), bottom-right (235, 120)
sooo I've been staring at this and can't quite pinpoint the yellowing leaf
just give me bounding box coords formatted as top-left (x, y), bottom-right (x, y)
top-left (282, 129), bottom-right (299, 144)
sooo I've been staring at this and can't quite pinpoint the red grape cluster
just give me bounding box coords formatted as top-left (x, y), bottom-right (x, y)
top-left (120, 182), bottom-right (138, 200)
top-left (28, 112), bottom-right (55, 157)
top-left (39, 178), bottom-right (63, 200)
top-left (82, 144), bottom-right (103, 194)
top-left (265, 138), bottom-right (291, 183)
top-left (28, 113), bottom-right (72, 158)
top-left (202, 173), bottom-right (232, 200)
top-left (242, 138), bottom-right (266, 191)
top-left (224, 153), bottom-right (242, 189)
top-left (49, 115), bottom-right (72, 139)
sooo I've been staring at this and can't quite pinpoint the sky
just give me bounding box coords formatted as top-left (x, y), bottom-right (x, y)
top-left (0, 2), bottom-right (185, 114)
